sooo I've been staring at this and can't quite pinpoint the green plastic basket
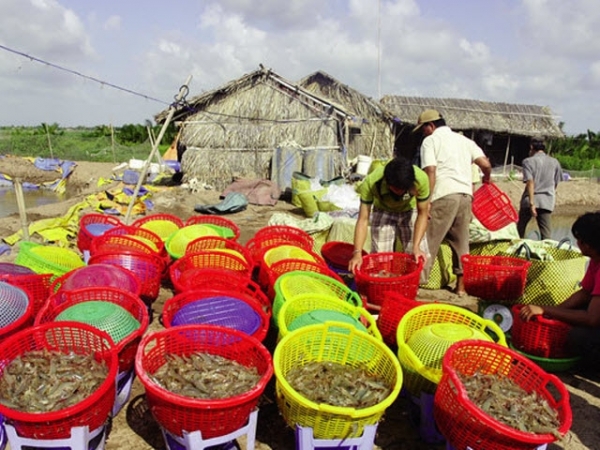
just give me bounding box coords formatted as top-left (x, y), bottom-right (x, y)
top-left (165, 224), bottom-right (222, 259)
top-left (55, 300), bottom-right (141, 344)
top-left (15, 241), bottom-right (85, 277)
top-left (509, 343), bottom-right (582, 373)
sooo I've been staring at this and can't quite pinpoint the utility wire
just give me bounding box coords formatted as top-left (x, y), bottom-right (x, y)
top-left (0, 44), bottom-right (170, 106)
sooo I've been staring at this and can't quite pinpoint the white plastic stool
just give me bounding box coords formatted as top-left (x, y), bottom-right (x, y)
top-left (4, 424), bottom-right (106, 450)
top-left (112, 369), bottom-right (135, 416)
top-left (161, 409), bottom-right (258, 450)
top-left (295, 423), bottom-right (378, 450)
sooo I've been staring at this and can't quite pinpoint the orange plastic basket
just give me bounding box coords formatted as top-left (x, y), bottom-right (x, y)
top-left (434, 340), bottom-right (571, 450)
top-left (462, 254), bottom-right (531, 302)
top-left (354, 252), bottom-right (423, 309)
top-left (472, 182), bottom-right (518, 231)
top-left (37, 287), bottom-right (149, 373)
top-left (0, 322), bottom-right (118, 440)
top-left (135, 325), bottom-right (273, 439)
top-left (510, 304), bottom-right (573, 359)
top-left (185, 215), bottom-right (241, 241)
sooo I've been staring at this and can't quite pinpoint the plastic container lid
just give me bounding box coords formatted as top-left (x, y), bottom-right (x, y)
top-left (167, 225), bottom-right (221, 258)
top-left (85, 223), bottom-right (117, 237)
top-left (171, 295), bottom-right (261, 336)
top-left (59, 264), bottom-right (140, 295)
top-left (0, 282), bottom-right (30, 328)
top-left (0, 262), bottom-right (35, 276)
top-left (202, 224), bottom-right (235, 239)
top-left (288, 309), bottom-right (368, 333)
top-left (140, 220), bottom-right (180, 240)
top-left (55, 300), bottom-right (141, 344)
top-left (124, 234), bottom-right (159, 251)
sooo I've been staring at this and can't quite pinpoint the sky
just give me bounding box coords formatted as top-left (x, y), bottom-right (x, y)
top-left (0, 0), bottom-right (599, 135)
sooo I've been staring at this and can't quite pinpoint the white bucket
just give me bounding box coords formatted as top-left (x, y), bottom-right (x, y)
top-left (356, 155), bottom-right (373, 176)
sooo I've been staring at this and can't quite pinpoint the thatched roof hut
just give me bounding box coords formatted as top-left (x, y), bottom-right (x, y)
top-left (155, 66), bottom-right (354, 191)
top-left (380, 96), bottom-right (564, 166)
top-left (298, 71), bottom-right (394, 161)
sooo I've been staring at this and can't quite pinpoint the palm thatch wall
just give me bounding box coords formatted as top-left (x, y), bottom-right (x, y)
top-left (156, 68), bottom-right (349, 190)
top-left (380, 96), bottom-right (564, 165)
top-left (299, 71), bottom-right (394, 161)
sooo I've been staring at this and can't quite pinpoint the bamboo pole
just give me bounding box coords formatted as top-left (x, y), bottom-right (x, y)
top-left (13, 178), bottom-right (29, 240)
top-left (124, 76), bottom-right (192, 224)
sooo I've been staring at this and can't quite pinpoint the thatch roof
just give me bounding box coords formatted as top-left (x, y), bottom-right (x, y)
top-left (155, 66), bottom-right (349, 125)
top-left (299, 71), bottom-right (393, 120)
top-left (380, 96), bottom-right (564, 138)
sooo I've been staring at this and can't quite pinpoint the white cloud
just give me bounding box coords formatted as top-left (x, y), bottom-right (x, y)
top-left (103, 15), bottom-right (121, 31)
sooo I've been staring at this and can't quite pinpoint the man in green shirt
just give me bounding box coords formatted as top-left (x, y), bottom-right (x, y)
top-left (349, 157), bottom-right (430, 273)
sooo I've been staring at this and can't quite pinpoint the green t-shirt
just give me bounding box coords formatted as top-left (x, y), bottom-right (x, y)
top-left (356, 163), bottom-right (430, 213)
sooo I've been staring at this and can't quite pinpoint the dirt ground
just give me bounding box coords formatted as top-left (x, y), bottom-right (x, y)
top-left (0, 159), bottom-right (600, 449)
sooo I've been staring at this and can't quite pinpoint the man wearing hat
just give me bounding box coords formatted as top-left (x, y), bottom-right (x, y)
top-left (414, 109), bottom-right (492, 295)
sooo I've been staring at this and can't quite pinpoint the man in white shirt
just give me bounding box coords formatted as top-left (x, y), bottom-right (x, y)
top-left (414, 109), bottom-right (492, 295)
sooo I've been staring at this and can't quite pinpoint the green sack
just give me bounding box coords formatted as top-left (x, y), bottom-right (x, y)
top-left (420, 242), bottom-right (456, 289)
top-left (291, 172), bottom-right (313, 207)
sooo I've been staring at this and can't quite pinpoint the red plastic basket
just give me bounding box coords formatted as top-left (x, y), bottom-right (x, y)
top-left (135, 325), bottom-right (273, 439)
top-left (162, 288), bottom-right (270, 342)
top-left (472, 183), bottom-right (518, 231)
top-left (185, 215), bottom-right (241, 241)
top-left (90, 233), bottom-right (162, 258)
top-left (320, 241), bottom-right (367, 270)
top-left (88, 252), bottom-right (165, 305)
top-left (0, 282), bottom-right (34, 344)
top-left (376, 292), bottom-right (423, 347)
top-left (245, 226), bottom-right (314, 262)
top-left (354, 252), bottom-right (423, 308)
top-left (77, 213), bottom-right (123, 253)
top-left (169, 268), bottom-right (270, 310)
top-left (462, 254), bottom-right (531, 302)
top-left (36, 287), bottom-right (149, 373)
top-left (434, 340), bottom-right (571, 450)
top-left (169, 251), bottom-right (253, 294)
top-left (0, 272), bottom-right (52, 317)
top-left (186, 236), bottom-right (253, 267)
top-left (510, 304), bottom-right (573, 358)
top-left (0, 322), bottom-right (118, 440)
top-left (101, 225), bottom-right (165, 256)
top-left (50, 264), bottom-right (142, 299)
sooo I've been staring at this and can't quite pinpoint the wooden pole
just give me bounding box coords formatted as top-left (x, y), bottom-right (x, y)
top-left (44, 124), bottom-right (54, 159)
top-left (502, 135), bottom-right (511, 176)
top-left (13, 178), bottom-right (29, 240)
top-left (124, 76), bottom-right (192, 224)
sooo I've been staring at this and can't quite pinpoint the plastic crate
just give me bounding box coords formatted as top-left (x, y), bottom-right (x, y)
top-left (510, 304), bottom-right (573, 358)
top-left (462, 254), bottom-right (531, 302)
top-left (472, 183), bottom-right (518, 231)
top-left (434, 340), bottom-right (571, 450)
top-left (354, 252), bottom-right (422, 308)
top-left (135, 325), bottom-right (273, 439)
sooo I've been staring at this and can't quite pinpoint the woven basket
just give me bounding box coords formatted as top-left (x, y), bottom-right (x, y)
top-left (15, 242), bottom-right (85, 278)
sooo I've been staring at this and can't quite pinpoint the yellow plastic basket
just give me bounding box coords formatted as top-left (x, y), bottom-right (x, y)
top-left (165, 224), bottom-right (221, 260)
top-left (139, 220), bottom-right (181, 241)
top-left (15, 241), bottom-right (85, 278)
top-left (277, 294), bottom-right (381, 342)
top-left (272, 271), bottom-right (362, 324)
top-left (273, 322), bottom-right (402, 439)
top-left (263, 245), bottom-right (317, 267)
top-left (396, 303), bottom-right (506, 395)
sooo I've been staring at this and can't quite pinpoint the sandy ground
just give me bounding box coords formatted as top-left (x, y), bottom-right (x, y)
top-left (0, 160), bottom-right (600, 449)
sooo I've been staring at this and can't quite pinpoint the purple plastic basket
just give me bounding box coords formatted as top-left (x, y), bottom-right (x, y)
top-left (171, 295), bottom-right (261, 337)
top-left (0, 263), bottom-right (35, 276)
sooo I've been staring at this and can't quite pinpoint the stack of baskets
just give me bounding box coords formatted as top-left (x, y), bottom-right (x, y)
top-left (0, 322), bottom-right (118, 446)
top-left (354, 252), bottom-right (423, 310)
top-left (135, 325), bottom-right (273, 441)
top-left (273, 322), bottom-right (402, 439)
top-left (434, 340), bottom-right (572, 449)
top-left (510, 304), bottom-right (581, 372)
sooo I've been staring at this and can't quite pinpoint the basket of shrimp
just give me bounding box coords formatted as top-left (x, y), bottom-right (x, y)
top-left (461, 254), bottom-right (531, 302)
top-left (434, 340), bottom-right (572, 450)
top-left (135, 325), bottom-right (273, 440)
top-left (0, 322), bottom-right (118, 440)
top-left (273, 322), bottom-right (402, 439)
top-left (354, 252), bottom-right (423, 309)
